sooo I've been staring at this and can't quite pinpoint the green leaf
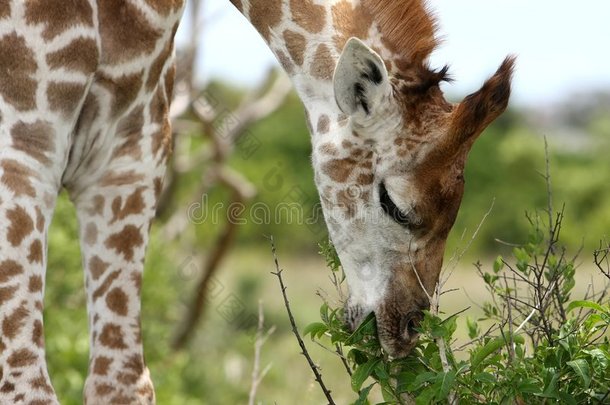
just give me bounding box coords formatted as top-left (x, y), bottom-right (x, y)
top-left (352, 383), bottom-right (375, 405)
top-left (351, 358), bottom-right (380, 392)
top-left (566, 300), bottom-right (609, 315)
top-left (303, 322), bottom-right (327, 339)
top-left (407, 371), bottom-right (437, 391)
top-left (539, 369), bottom-right (559, 399)
top-left (373, 361), bottom-right (390, 381)
top-left (493, 256), bottom-right (504, 273)
top-left (557, 392), bottom-right (577, 405)
top-left (435, 370), bottom-right (456, 399)
top-left (585, 348), bottom-right (609, 375)
top-left (567, 359), bottom-right (591, 389)
top-left (345, 313), bottom-right (377, 345)
top-left (471, 337), bottom-right (505, 369)
top-left (466, 317), bottom-right (480, 339)
top-left (415, 386), bottom-right (437, 405)
top-left (474, 372), bottom-right (497, 384)
top-left (518, 382), bottom-right (541, 394)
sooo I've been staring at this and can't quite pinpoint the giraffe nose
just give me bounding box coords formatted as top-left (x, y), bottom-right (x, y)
top-left (400, 310), bottom-right (424, 343)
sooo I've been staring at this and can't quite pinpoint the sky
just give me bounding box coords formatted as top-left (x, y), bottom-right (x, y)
top-left (176, 0), bottom-right (610, 107)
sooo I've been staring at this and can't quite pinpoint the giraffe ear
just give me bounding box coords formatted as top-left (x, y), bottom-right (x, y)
top-left (333, 38), bottom-right (391, 119)
top-left (451, 56), bottom-right (516, 144)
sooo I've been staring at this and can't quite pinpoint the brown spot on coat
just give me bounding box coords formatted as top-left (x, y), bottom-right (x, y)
top-left (7, 348), bottom-right (37, 367)
top-left (7, 205), bottom-right (34, 247)
top-left (311, 44), bottom-right (334, 81)
top-left (92, 270), bottom-right (121, 302)
top-left (32, 320), bottom-right (43, 347)
top-left (0, 160), bottom-right (36, 197)
top-left (290, 0), bottom-right (326, 33)
top-left (25, 0), bottom-right (93, 40)
top-left (100, 170), bottom-right (145, 187)
top-left (283, 30), bottom-right (306, 66)
top-left (29, 275), bottom-right (43, 292)
top-left (318, 143), bottom-right (338, 156)
top-left (27, 240), bottom-right (43, 264)
top-left (93, 356), bottom-right (112, 375)
top-left (99, 323), bottom-right (127, 349)
top-left (276, 50), bottom-right (294, 75)
top-left (0, 2), bottom-right (10, 18)
top-left (0, 381), bottom-right (14, 393)
top-left (47, 82), bottom-right (87, 118)
top-left (322, 157), bottom-right (357, 183)
top-left (0, 260), bottom-right (23, 283)
top-left (97, 72), bottom-right (143, 117)
top-left (105, 225), bottom-right (144, 262)
top-left (11, 120), bottom-right (55, 166)
top-left (149, 87), bottom-right (172, 160)
top-left (357, 173), bottom-right (374, 185)
top-left (28, 369), bottom-right (53, 394)
top-left (84, 223), bottom-right (98, 245)
top-left (106, 287), bottom-right (129, 316)
top-left (146, 36), bottom-right (174, 91)
top-left (0, 286), bottom-right (18, 306)
top-left (88, 195), bottom-right (105, 216)
top-left (89, 256), bottom-right (110, 281)
top-left (317, 115), bottom-right (330, 134)
top-left (111, 187), bottom-right (146, 223)
top-left (96, 383), bottom-right (114, 396)
top-left (336, 189), bottom-right (357, 218)
top-left (114, 106), bottom-right (144, 159)
top-left (46, 38), bottom-right (99, 73)
top-left (0, 33), bottom-right (38, 111)
top-left (249, 0), bottom-right (282, 41)
top-left (2, 304), bottom-right (29, 339)
top-left (98, 0), bottom-right (161, 64)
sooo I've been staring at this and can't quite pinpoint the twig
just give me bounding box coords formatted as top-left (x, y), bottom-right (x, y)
top-left (269, 237), bottom-right (336, 405)
top-left (442, 199), bottom-right (495, 283)
top-left (431, 282), bottom-right (458, 405)
top-left (248, 301), bottom-right (275, 405)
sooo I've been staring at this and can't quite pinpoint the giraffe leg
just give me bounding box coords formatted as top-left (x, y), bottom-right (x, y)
top-left (73, 178), bottom-right (161, 405)
top-left (0, 153), bottom-right (61, 403)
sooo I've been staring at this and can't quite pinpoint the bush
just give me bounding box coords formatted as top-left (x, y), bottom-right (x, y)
top-left (303, 208), bottom-right (610, 404)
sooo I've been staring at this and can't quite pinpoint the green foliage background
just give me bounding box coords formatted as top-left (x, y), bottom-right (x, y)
top-left (43, 84), bottom-right (610, 403)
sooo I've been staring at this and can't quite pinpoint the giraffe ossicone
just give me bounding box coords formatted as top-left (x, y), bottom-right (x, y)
top-left (0, 0), bottom-right (513, 403)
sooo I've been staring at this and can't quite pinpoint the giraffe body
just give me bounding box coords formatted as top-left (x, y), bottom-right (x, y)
top-left (1, 1), bottom-right (183, 403)
top-left (0, 0), bottom-right (513, 403)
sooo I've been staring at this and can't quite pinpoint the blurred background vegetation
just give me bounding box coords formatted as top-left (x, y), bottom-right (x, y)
top-left (43, 1), bottom-right (610, 403)
top-left (46, 82), bottom-right (610, 403)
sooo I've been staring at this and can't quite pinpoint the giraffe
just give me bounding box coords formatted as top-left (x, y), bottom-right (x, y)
top-left (0, 1), bottom-right (183, 403)
top-left (0, 0), bottom-right (513, 403)
top-left (229, 0), bottom-right (514, 357)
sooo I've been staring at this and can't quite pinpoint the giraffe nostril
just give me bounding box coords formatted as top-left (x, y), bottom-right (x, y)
top-left (401, 311), bottom-right (424, 341)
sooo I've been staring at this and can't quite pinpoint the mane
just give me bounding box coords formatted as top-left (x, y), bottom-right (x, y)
top-left (361, 0), bottom-right (448, 92)
top-left (362, 0), bottom-right (439, 64)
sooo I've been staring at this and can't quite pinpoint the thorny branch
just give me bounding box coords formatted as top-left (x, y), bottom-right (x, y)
top-left (269, 237), bottom-right (337, 405)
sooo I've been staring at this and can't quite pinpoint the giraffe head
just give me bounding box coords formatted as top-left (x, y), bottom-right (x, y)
top-left (317, 38), bottom-right (515, 357)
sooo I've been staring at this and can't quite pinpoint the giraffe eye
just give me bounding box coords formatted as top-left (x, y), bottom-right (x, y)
top-left (379, 182), bottom-right (418, 228)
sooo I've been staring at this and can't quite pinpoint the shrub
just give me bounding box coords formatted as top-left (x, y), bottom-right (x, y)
top-left (302, 209), bottom-right (610, 404)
